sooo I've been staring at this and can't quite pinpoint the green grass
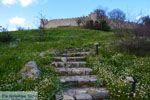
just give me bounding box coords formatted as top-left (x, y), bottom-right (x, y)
top-left (0, 27), bottom-right (149, 99)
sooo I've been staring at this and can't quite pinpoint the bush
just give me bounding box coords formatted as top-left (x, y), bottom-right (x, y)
top-left (93, 20), bottom-right (100, 30)
top-left (134, 16), bottom-right (150, 37)
top-left (99, 20), bottom-right (110, 31)
top-left (84, 19), bottom-right (110, 31)
top-left (85, 20), bottom-right (94, 29)
top-left (116, 29), bottom-right (150, 56)
top-left (0, 31), bottom-right (13, 43)
top-left (116, 16), bottom-right (150, 56)
top-left (118, 38), bottom-right (150, 56)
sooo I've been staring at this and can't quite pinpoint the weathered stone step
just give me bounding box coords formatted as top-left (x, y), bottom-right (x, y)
top-left (56, 87), bottom-right (109, 100)
top-left (64, 48), bottom-right (91, 53)
top-left (60, 52), bottom-right (91, 57)
top-left (56, 68), bottom-right (93, 75)
top-left (53, 57), bottom-right (86, 62)
top-left (60, 75), bottom-right (97, 84)
top-left (56, 47), bottom-right (92, 54)
top-left (52, 62), bottom-right (87, 67)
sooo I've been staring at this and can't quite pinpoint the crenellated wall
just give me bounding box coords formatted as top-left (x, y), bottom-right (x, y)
top-left (41, 13), bottom-right (136, 29)
top-left (42, 13), bottom-right (98, 29)
top-left (44, 18), bottom-right (78, 28)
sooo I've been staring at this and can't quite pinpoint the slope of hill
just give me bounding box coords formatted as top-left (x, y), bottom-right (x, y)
top-left (0, 27), bottom-right (149, 99)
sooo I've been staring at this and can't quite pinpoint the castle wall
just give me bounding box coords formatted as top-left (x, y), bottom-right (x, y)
top-left (44, 18), bottom-right (78, 28)
top-left (42, 13), bottom-right (98, 29)
top-left (89, 13), bottom-right (97, 21)
top-left (42, 13), bottom-right (135, 29)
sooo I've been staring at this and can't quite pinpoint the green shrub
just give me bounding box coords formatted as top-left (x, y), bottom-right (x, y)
top-left (85, 20), bottom-right (94, 29)
top-left (93, 19), bottom-right (110, 31)
top-left (84, 19), bottom-right (110, 31)
top-left (115, 16), bottom-right (150, 56)
top-left (118, 37), bottom-right (150, 56)
top-left (0, 31), bottom-right (13, 43)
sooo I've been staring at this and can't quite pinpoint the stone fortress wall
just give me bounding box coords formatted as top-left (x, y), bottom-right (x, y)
top-left (44, 18), bottom-right (78, 28)
top-left (41, 12), bottom-right (136, 29)
top-left (42, 13), bottom-right (98, 29)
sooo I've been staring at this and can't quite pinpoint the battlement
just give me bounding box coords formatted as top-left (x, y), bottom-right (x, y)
top-left (41, 13), bottom-right (98, 29)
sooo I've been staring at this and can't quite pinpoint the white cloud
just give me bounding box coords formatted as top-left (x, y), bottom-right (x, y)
top-left (1, 0), bottom-right (36, 7)
top-left (1, 0), bottom-right (16, 6)
top-left (9, 16), bottom-right (26, 25)
top-left (19, 0), bottom-right (35, 7)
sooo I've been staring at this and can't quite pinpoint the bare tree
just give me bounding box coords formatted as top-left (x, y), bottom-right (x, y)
top-left (39, 13), bottom-right (48, 29)
top-left (135, 15), bottom-right (150, 37)
top-left (140, 16), bottom-right (150, 27)
top-left (16, 26), bottom-right (24, 31)
top-left (108, 9), bottom-right (126, 29)
top-left (94, 8), bottom-right (106, 20)
top-left (76, 18), bottom-right (82, 26)
top-left (75, 16), bottom-right (87, 26)
top-left (38, 13), bottom-right (48, 41)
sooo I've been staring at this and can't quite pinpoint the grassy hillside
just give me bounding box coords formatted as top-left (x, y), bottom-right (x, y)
top-left (0, 27), bottom-right (149, 99)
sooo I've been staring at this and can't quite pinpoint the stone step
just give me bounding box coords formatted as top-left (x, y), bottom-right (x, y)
top-left (56, 68), bottom-right (93, 75)
top-left (60, 52), bottom-right (91, 57)
top-left (52, 62), bottom-right (87, 67)
top-left (56, 87), bottom-right (109, 100)
top-left (55, 47), bottom-right (92, 54)
top-left (53, 57), bottom-right (86, 62)
top-left (64, 48), bottom-right (91, 53)
top-left (60, 75), bottom-right (97, 84)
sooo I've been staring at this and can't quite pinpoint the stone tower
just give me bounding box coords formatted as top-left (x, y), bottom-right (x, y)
top-left (89, 13), bottom-right (98, 21)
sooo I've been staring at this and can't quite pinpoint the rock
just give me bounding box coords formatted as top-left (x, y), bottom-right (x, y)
top-left (53, 57), bottom-right (86, 62)
top-left (61, 57), bottom-right (67, 63)
top-left (63, 88), bottom-right (109, 98)
top-left (39, 52), bottom-right (46, 57)
top-left (61, 52), bottom-right (91, 57)
top-left (60, 75), bottom-right (97, 83)
top-left (75, 94), bottom-right (92, 100)
top-left (63, 95), bottom-right (75, 100)
top-left (10, 42), bottom-right (17, 48)
top-left (126, 76), bottom-right (134, 83)
top-left (52, 61), bottom-right (87, 67)
top-left (56, 68), bottom-right (92, 75)
top-left (20, 61), bottom-right (40, 80)
top-left (94, 42), bottom-right (99, 46)
top-left (87, 88), bottom-right (109, 99)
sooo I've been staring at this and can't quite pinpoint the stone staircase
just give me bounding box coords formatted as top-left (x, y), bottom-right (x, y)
top-left (52, 47), bottom-right (109, 100)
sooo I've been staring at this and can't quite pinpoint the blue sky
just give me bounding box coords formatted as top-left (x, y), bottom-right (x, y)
top-left (0, 0), bottom-right (150, 31)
